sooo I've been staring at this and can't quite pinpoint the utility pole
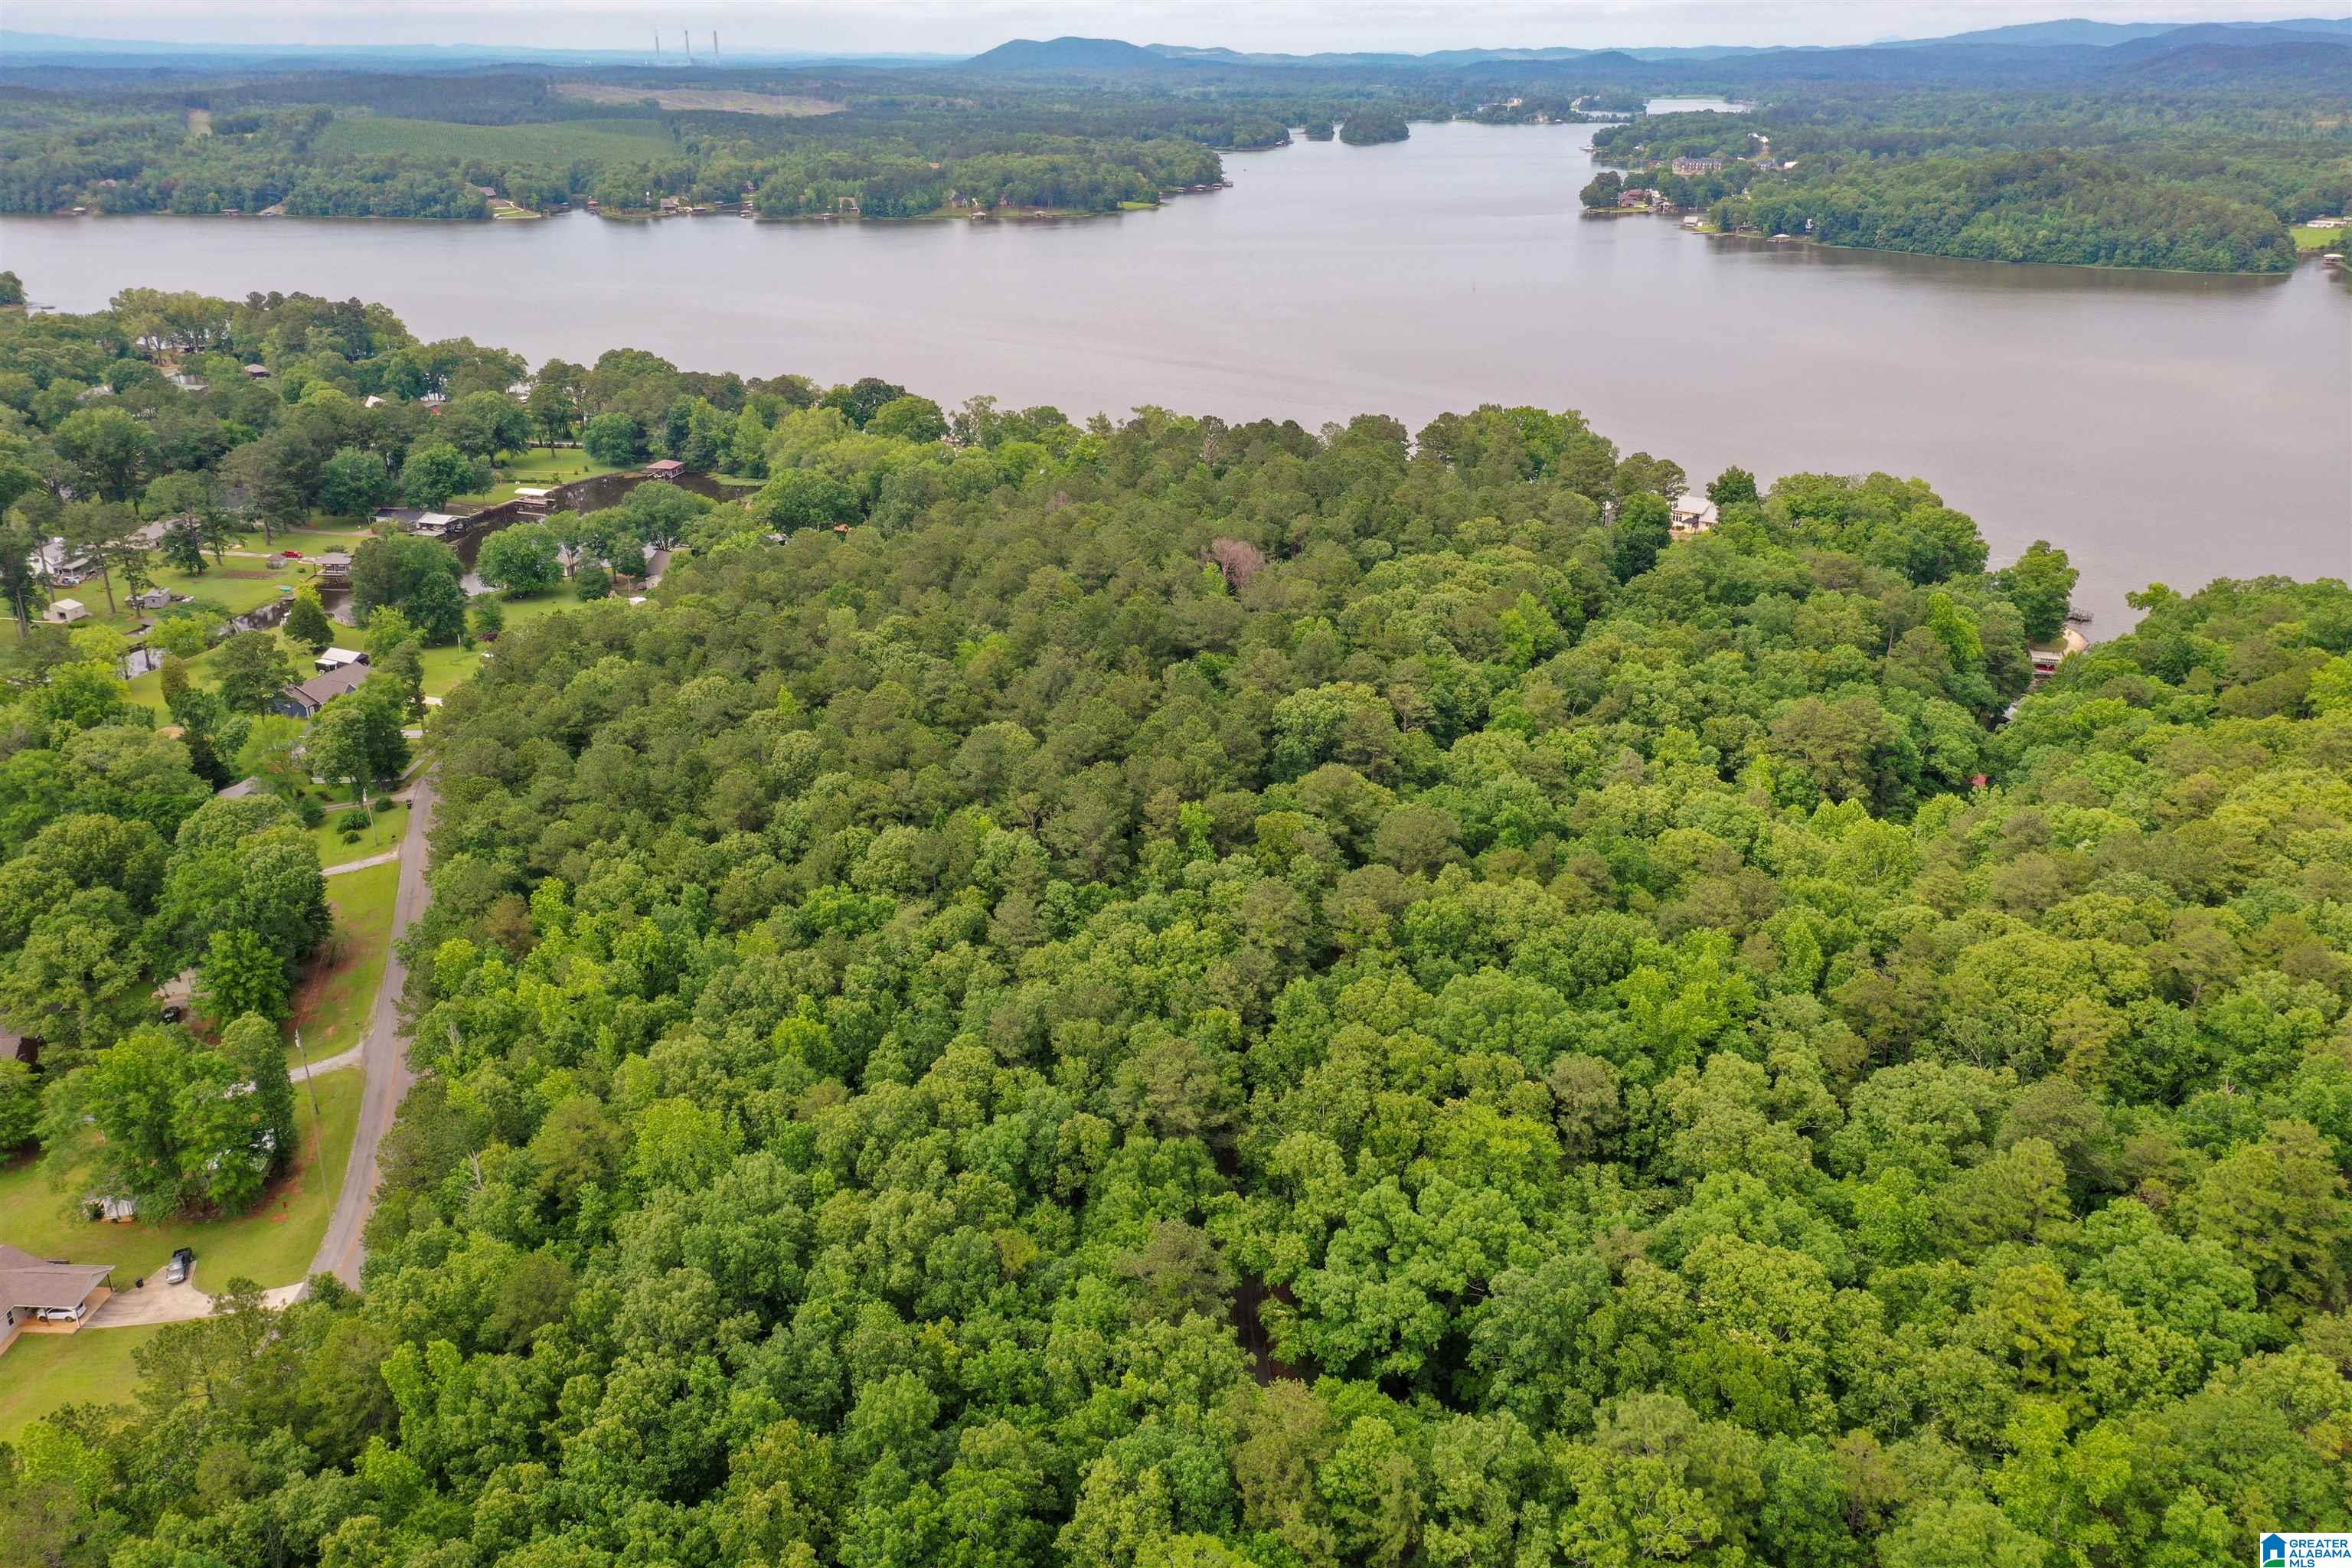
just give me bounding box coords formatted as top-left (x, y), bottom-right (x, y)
top-left (294, 1027), bottom-right (322, 1122)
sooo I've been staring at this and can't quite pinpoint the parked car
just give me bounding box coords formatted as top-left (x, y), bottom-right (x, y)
top-left (282, 549), bottom-right (303, 559)
top-left (165, 1247), bottom-right (194, 1285)
top-left (38, 1304), bottom-right (87, 1322)
top-left (159, 1004), bottom-right (183, 1024)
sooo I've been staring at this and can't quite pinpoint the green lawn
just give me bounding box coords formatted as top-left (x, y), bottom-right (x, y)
top-left (126, 624), bottom-right (312, 715)
top-left (256, 524), bottom-right (371, 554)
top-left (79, 557), bottom-right (311, 641)
top-left (2294, 224), bottom-right (2346, 252)
top-left (0, 1323), bottom-right (167, 1440)
top-left (423, 593), bottom-right (582, 697)
top-left (0, 1064), bottom-right (363, 1292)
top-left (449, 447), bottom-right (626, 507)
top-left (312, 799), bottom-right (407, 867)
top-left (288, 861), bottom-right (400, 1067)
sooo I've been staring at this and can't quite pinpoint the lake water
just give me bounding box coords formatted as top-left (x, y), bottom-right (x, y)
top-left (3, 113), bottom-right (2346, 627)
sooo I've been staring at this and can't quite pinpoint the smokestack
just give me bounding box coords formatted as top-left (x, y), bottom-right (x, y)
top-left (713, 31), bottom-right (720, 67)
top-left (684, 28), bottom-right (692, 64)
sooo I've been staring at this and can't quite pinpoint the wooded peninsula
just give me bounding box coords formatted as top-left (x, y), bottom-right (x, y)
top-left (2, 280), bottom-right (2351, 1563)
top-left (2, 24), bottom-right (2346, 268)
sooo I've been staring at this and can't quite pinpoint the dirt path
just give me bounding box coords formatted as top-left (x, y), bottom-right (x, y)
top-left (322, 848), bottom-right (400, 877)
top-left (292, 1044), bottom-right (361, 1081)
top-left (90, 1278), bottom-right (306, 1328)
top-left (305, 770), bottom-right (436, 1289)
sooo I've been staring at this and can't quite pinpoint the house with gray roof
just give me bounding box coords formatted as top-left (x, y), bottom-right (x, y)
top-left (1, 1243), bottom-right (115, 1351)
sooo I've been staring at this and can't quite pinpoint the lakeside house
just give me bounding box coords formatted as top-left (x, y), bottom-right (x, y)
top-left (43, 597), bottom-right (90, 625)
top-left (514, 486), bottom-right (554, 514)
top-left (29, 536), bottom-right (94, 586)
top-left (1671, 495), bottom-right (1720, 536)
top-left (1, 1244), bottom-right (115, 1353)
top-left (643, 459), bottom-right (687, 481)
top-left (315, 551), bottom-right (353, 587)
top-left (377, 508), bottom-right (466, 537)
top-left (242, 363), bottom-right (270, 379)
top-left (2029, 625), bottom-right (2094, 681)
top-left (270, 662), bottom-right (370, 720)
top-left (1672, 155), bottom-right (1726, 176)
top-left (314, 647), bottom-right (368, 675)
top-left (168, 372), bottom-right (207, 392)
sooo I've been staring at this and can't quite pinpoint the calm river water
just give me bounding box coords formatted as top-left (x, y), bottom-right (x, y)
top-left (2, 116), bottom-right (2346, 626)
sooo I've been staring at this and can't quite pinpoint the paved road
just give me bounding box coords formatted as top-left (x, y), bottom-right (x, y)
top-left (306, 769), bottom-right (436, 1289)
top-left (87, 786), bottom-right (435, 1331)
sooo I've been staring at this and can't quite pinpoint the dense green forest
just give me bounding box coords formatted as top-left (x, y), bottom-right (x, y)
top-left (1591, 88), bottom-right (2352, 273)
top-left (5, 284), bottom-right (2352, 1564)
top-left (0, 64), bottom-right (1468, 220)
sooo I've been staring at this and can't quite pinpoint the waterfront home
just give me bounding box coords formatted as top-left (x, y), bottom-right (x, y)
top-left (315, 647), bottom-right (368, 675)
top-left (29, 536), bottom-right (93, 585)
top-left (644, 459), bottom-right (687, 481)
top-left (1672, 156), bottom-right (1726, 176)
top-left (1671, 496), bottom-right (1719, 536)
top-left (270, 663), bottom-right (371, 720)
top-left (315, 550), bottom-right (353, 586)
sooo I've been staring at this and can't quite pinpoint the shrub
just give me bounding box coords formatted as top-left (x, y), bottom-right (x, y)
top-left (337, 809), bottom-right (371, 832)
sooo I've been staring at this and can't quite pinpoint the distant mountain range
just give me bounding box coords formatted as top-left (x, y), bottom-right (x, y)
top-left (962, 21), bottom-right (2351, 74)
top-left (2, 15), bottom-right (2346, 75)
top-left (1884, 15), bottom-right (2352, 46)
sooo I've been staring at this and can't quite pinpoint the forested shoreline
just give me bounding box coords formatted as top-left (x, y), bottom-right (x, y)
top-left (2, 34), bottom-right (2344, 269)
top-left (5, 284), bottom-right (2352, 1564)
top-left (1590, 89), bottom-right (2350, 274)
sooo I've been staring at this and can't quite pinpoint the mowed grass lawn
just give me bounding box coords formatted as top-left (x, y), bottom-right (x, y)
top-left (89, 554), bottom-right (309, 637)
top-left (312, 799), bottom-right (408, 866)
top-left (0, 1064), bottom-right (362, 1292)
top-left (126, 622), bottom-right (312, 715)
top-left (421, 591), bottom-right (591, 697)
top-left (287, 860), bottom-right (400, 1067)
top-left (317, 115), bottom-right (675, 165)
top-left (449, 447), bottom-right (627, 507)
top-left (0, 1324), bottom-right (168, 1441)
top-left (2294, 224), bottom-right (2347, 251)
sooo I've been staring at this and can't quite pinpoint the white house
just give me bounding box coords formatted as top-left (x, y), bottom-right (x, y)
top-left (43, 597), bottom-right (90, 625)
top-left (1671, 496), bottom-right (1720, 536)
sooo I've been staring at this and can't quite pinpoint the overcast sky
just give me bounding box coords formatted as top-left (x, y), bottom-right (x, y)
top-left (3, 0), bottom-right (2335, 54)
